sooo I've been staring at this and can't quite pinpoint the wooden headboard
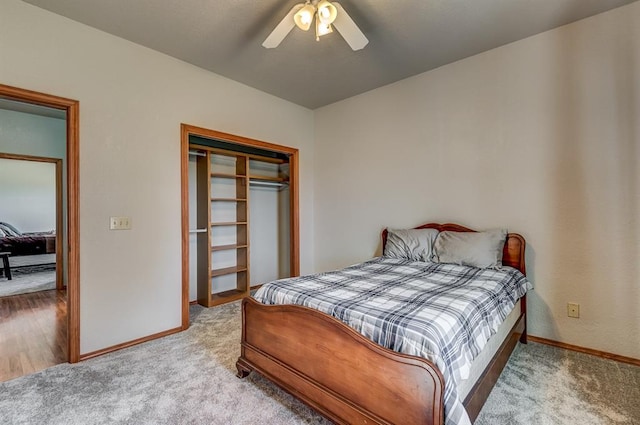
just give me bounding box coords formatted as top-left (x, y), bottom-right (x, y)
top-left (381, 222), bottom-right (526, 275)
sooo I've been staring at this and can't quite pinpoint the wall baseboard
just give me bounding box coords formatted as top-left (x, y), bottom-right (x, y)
top-left (528, 335), bottom-right (640, 367)
top-left (80, 326), bottom-right (183, 361)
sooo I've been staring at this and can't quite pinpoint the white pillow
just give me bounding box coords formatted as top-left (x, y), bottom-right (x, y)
top-left (433, 229), bottom-right (507, 269)
top-left (383, 228), bottom-right (439, 262)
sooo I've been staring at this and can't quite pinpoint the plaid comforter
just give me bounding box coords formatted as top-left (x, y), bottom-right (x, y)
top-left (253, 257), bottom-right (532, 425)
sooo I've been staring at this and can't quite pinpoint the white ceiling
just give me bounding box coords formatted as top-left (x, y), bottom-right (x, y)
top-left (23, 0), bottom-right (637, 109)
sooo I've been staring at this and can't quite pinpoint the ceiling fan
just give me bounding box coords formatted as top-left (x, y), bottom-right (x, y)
top-left (263, 0), bottom-right (368, 51)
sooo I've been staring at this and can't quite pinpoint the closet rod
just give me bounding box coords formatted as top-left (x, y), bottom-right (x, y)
top-left (249, 181), bottom-right (288, 188)
top-left (188, 150), bottom-right (206, 157)
top-left (189, 228), bottom-right (207, 233)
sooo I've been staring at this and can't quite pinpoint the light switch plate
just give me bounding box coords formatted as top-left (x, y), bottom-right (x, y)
top-left (110, 216), bottom-right (131, 230)
top-left (567, 302), bottom-right (580, 318)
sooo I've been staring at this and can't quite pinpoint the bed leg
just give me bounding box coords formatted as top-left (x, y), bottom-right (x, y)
top-left (519, 330), bottom-right (528, 344)
top-left (236, 359), bottom-right (253, 378)
top-left (519, 317), bottom-right (528, 344)
top-left (519, 296), bottom-right (528, 344)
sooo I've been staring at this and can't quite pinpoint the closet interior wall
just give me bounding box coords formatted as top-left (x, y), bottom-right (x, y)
top-left (249, 159), bottom-right (290, 286)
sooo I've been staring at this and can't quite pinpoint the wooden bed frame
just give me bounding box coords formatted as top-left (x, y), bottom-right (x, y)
top-left (236, 223), bottom-right (527, 424)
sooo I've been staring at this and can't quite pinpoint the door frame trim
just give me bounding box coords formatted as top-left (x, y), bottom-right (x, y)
top-left (180, 124), bottom-right (300, 328)
top-left (0, 84), bottom-right (80, 363)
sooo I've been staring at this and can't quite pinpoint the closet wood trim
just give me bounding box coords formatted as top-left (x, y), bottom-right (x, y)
top-left (184, 127), bottom-right (298, 156)
top-left (190, 143), bottom-right (286, 164)
top-left (289, 152), bottom-right (300, 277)
top-left (180, 125), bottom-right (191, 329)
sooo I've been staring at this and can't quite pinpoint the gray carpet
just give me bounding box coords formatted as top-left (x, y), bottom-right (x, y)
top-left (0, 302), bottom-right (638, 425)
top-left (0, 268), bottom-right (56, 297)
top-left (475, 342), bottom-right (639, 425)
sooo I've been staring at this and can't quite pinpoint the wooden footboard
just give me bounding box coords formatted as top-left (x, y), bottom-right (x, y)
top-left (237, 297), bottom-right (446, 425)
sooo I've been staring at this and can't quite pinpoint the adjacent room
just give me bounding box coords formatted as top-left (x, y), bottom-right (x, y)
top-left (0, 100), bottom-right (68, 382)
top-left (0, 0), bottom-right (638, 424)
top-left (0, 155), bottom-right (58, 296)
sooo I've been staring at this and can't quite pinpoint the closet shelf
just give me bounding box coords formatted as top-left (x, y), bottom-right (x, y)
top-left (211, 244), bottom-right (247, 252)
top-left (211, 266), bottom-right (248, 277)
top-left (249, 174), bottom-right (288, 183)
top-left (210, 172), bottom-right (247, 179)
top-left (210, 289), bottom-right (247, 305)
top-left (194, 146), bottom-right (252, 308)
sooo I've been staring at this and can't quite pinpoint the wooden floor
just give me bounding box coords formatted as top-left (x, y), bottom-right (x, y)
top-left (0, 289), bottom-right (67, 382)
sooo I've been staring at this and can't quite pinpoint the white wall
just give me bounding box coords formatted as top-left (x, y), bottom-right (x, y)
top-left (0, 158), bottom-right (56, 233)
top-left (0, 108), bottom-right (66, 160)
top-left (0, 0), bottom-right (314, 354)
top-left (314, 3), bottom-right (640, 359)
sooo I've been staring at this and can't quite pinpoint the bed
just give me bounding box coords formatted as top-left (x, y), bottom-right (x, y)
top-left (236, 223), bottom-right (530, 425)
top-left (0, 222), bottom-right (56, 256)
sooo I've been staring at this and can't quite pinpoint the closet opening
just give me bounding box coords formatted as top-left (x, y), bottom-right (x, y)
top-left (180, 125), bottom-right (299, 326)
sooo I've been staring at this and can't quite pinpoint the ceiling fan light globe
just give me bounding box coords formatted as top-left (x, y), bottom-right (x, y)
top-left (294, 4), bottom-right (316, 31)
top-left (315, 19), bottom-right (333, 41)
top-left (316, 0), bottom-right (337, 25)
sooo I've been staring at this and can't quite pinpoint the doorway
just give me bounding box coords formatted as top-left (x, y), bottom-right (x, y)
top-left (0, 84), bottom-right (80, 375)
top-left (180, 124), bottom-right (300, 327)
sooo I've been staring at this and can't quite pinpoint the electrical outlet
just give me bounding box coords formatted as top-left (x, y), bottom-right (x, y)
top-left (109, 216), bottom-right (131, 230)
top-left (567, 302), bottom-right (580, 318)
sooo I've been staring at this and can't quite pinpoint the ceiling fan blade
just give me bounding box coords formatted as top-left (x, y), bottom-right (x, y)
top-left (262, 3), bottom-right (305, 48)
top-left (332, 2), bottom-right (368, 51)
